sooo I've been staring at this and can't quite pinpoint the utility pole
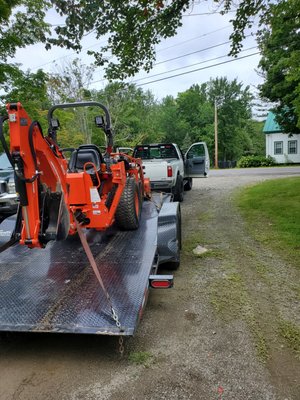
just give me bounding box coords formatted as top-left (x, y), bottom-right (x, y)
top-left (214, 99), bottom-right (218, 169)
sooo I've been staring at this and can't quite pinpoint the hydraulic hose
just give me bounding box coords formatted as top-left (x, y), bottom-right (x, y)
top-left (0, 116), bottom-right (43, 183)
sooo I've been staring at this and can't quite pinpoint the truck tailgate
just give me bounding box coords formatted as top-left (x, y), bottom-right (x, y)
top-left (143, 160), bottom-right (168, 181)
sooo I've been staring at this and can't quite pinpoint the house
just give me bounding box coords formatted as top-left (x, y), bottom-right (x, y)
top-left (263, 111), bottom-right (300, 164)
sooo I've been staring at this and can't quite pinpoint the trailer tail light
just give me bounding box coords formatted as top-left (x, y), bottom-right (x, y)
top-left (167, 165), bottom-right (173, 177)
top-left (149, 275), bottom-right (173, 289)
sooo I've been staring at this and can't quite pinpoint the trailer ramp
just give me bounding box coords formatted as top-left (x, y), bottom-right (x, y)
top-left (0, 203), bottom-right (159, 336)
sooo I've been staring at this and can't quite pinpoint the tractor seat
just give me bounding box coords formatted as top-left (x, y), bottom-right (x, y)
top-left (68, 145), bottom-right (104, 172)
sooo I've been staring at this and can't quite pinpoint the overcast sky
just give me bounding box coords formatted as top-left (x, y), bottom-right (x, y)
top-left (13, 2), bottom-right (263, 101)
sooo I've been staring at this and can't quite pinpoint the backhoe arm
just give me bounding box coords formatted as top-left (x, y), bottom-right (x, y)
top-left (7, 102), bottom-right (70, 248)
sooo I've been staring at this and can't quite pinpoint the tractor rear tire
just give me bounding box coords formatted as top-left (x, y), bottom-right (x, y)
top-left (115, 177), bottom-right (142, 230)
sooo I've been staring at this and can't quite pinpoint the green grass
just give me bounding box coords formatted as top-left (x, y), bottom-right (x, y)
top-left (210, 268), bottom-right (269, 360)
top-left (279, 320), bottom-right (300, 358)
top-left (128, 351), bottom-right (153, 366)
top-left (236, 177), bottom-right (300, 266)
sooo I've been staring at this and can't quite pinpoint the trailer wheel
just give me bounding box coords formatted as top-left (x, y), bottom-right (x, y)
top-left (115, 177), bottom-right (142, 230)
top-left (173, 175), bottom-right (184, 202)
top-left (184, 177), bottom-right (193, 191)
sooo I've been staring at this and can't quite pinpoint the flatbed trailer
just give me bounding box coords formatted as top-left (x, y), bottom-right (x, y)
top-left (0, 195), bottom-right (180, 336)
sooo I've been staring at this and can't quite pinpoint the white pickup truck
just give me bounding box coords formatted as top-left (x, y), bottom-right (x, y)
top-left (132, 142), bottom-right (209, 201)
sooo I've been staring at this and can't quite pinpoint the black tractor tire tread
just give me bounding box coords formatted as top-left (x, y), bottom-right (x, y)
top-left (115, 177), bottom-right (141, 230)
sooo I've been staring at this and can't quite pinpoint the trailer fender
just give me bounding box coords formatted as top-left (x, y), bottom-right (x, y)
top-left (157, 202), bottom-right (181, 266)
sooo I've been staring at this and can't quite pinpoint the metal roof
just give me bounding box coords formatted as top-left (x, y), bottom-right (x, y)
top-left (263, 111), bottom-right (282, 134)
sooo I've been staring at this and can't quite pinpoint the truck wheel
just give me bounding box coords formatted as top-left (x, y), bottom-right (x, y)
top-left (184, 178), bottom-right (193, 191)
top-left (115, 177), bottom-right (141, 230)
top-left (173, 175), bottom-right (184, 202)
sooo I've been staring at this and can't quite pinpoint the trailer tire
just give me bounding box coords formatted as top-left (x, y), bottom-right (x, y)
top-left (184, 177), bottom-right (193, 191)
top-left (115, 177), bottom-right (142, 230)
top-left (173, 175), bottom-right (184, 202)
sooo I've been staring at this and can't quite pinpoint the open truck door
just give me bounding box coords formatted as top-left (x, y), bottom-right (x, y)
top-left (185, 142), bottom-right (210, 177)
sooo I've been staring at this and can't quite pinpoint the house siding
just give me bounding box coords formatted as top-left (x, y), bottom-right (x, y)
top-left (266, 133), bottom-right (300, 163)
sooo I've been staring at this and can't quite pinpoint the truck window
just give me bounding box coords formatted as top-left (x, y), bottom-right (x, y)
top-left (187, 144), bottom-right (205, 158)
top-left (150, 148), bottom-right (161, 158)
top-left (134, 145), bottom-right (179, 159)
top-left (134, 147), bottom-right (149, 159)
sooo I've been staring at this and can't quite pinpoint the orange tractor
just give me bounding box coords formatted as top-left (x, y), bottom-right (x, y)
top-left (0, 101), bottom-right (150, 249)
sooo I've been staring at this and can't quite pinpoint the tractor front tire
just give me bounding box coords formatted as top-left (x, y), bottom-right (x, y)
top-left (115, 177), bottom-right (142, 230)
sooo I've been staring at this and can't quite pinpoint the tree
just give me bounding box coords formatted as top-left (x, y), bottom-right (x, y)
top-left (0, 67), bottom-right (85, 151)
top-left (48, 0), bottom-right (273, 79)
top-left (0, 1), bottom-right (273, 82)
top-left (156, 79), bottom-right (254, 162)
top-left (245, 119), bottom-right (265, 156)
top-left (47, 0), bottom-right (271, 79)
top-left (206, 77), bottom-right (253, 161)
top-left (47, 59), bottom-right (95, 144)
top-left (0, 68), bottom-right (50, 152)
top-left (258, 0), bottom-right (300, 133)
top-left (155, 95), bottom-right (190, 145)
top-left (177, 84), bottom-right (214, 145)
top-left (181, 132), bottom-right (193, 152)
top-left (92, 82), bottom-right (160, 146)
top-left (0, 68), bottom-right (50, 122)
top-left (47, 59), bottom-right (95, 104)
top-left (174, 79), bottom-right (254, 161)
top-left (0, 1), bottom-right (50, 85)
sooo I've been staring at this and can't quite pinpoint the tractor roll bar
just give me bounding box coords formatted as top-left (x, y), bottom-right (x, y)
top-left (47, 102), bottom-right (114, 149)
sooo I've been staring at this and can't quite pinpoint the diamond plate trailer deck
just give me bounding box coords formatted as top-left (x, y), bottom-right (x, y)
top-left (0, 196), bottom-right (180, 336)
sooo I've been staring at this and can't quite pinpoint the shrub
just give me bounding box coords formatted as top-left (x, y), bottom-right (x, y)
top-left (237, 155), bottom-right (276, 168)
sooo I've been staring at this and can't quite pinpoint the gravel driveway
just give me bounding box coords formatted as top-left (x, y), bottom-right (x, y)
top-left (0, 167), bottom-right (299, 400)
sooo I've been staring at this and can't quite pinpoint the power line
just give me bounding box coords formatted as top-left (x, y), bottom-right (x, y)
top-left (132, 46), bottom-right (258, 84)
top-left (37, 28), bottom-right (252, 86)
top-left (89, 38), bottom-right (239, 86)
top-left (32, 25), bottom-right (233, 72)
top-left (35, 8), bottom-right (237, 71)
top-left (155, 40), bottom-right (231, 66)
top-left (154, 34), bottom-right (251, 66)
top-left (156, 25), bottom-right (231, 53)
top-left (30, 39), bottom-right (109, 71)
top-left (90, 49), bottom-right (259, 87)
top-left (136, 52), bottom-right (260, 86)
top-left (182, 10), bottom-right (236, 16)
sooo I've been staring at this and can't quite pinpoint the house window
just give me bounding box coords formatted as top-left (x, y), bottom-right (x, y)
top-left (274, 141), bottom-right (283, 155)
top-left (288, 140), bottom-right (297, 154)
